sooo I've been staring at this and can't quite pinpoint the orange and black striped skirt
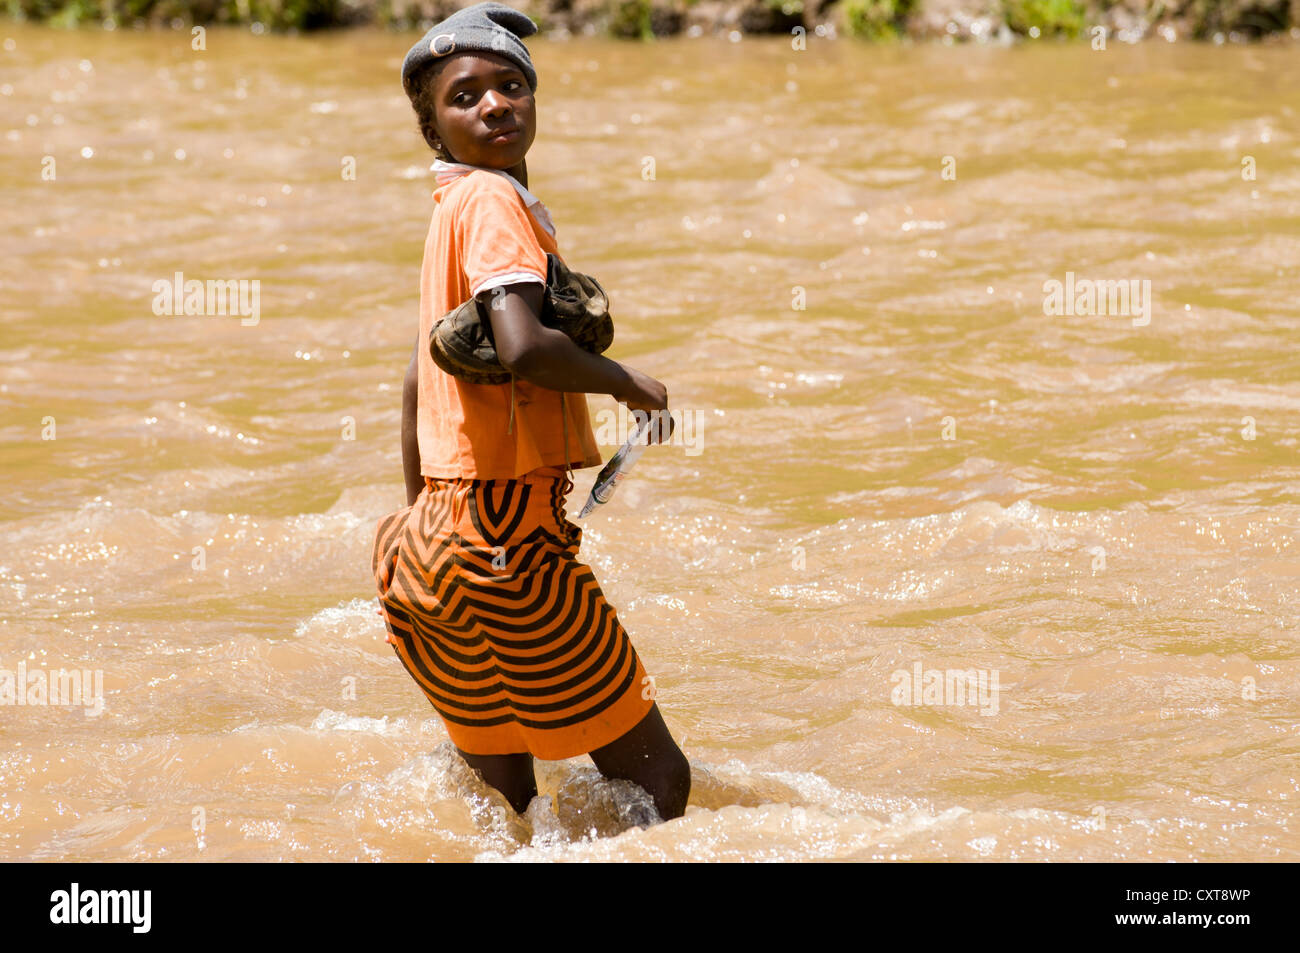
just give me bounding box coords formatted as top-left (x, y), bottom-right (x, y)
top-left (370, 465), bottom-right (654, 759)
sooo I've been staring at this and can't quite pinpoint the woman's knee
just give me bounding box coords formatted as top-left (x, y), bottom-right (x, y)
top-left (661, 747), bottom-right (691, 792)
top-left (457, 749), bottom-right (537, 814)
top-left (631, 745), bottom-right (690, 816)
top-left (645, 749), bottom-right (691, 820)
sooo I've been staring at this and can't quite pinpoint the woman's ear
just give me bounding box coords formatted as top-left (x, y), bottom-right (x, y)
top-left (432, 125), bottom-right (453, 161)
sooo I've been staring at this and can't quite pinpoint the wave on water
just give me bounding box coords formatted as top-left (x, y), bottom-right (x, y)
top-left (326, 737), bottom-right (949, 862)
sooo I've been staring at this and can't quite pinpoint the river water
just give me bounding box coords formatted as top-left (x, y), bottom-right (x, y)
top-left (2, 23), bottom-right (1298, 861)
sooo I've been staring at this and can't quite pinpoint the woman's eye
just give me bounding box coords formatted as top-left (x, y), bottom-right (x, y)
top-left (451, 80), bottom-right (520, 106)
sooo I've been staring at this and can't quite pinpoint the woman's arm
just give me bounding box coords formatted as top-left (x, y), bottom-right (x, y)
top-left (401, 336), bottom-right (423, 506)
top-left (483, 283), bottom-right (670, 420)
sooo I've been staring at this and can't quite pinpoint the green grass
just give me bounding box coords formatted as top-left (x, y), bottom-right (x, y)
top-left (4, 0), bottom-right (1297, 38)
top-left (1002, 0), bottom-right (1086, 37)
top-left (842, 0), bottom-right (917, 40)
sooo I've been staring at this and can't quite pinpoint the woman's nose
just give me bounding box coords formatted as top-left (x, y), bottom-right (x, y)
top-left (481, 90), bottom-right (511, 116)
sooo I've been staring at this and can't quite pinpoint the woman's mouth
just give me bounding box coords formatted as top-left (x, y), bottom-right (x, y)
top-left (487, 128), bottom-right (521, 144)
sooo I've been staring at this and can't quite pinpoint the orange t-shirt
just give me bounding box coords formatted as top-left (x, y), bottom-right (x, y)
top-left (416, 169), bottom-right (603, 480)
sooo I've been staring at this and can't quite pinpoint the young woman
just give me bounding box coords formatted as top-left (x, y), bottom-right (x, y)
top-left (371, 2), bottom-right (690, 821)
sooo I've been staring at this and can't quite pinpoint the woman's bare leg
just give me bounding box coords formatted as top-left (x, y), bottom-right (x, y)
top-left (588, 704), bottom-right (690, 820)
top-left (456, 749), bottom-right (537, 815)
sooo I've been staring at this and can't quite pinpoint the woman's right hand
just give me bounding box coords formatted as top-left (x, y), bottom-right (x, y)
top-left (613, 364), bottom-right (675, 443)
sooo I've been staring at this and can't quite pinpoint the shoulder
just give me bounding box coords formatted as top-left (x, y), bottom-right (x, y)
top-left (448, 170), bottom-right (520, 211)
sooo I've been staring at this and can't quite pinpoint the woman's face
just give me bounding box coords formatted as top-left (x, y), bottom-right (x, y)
top-left (430, 51), bottom-right (535, 169)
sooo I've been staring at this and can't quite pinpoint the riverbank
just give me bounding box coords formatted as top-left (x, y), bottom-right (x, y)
top-left (5, 0), bottom-right (1300, 42)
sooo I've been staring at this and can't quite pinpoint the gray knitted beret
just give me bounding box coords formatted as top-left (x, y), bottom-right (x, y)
top-left (401, 2), bottom-right (539, 95)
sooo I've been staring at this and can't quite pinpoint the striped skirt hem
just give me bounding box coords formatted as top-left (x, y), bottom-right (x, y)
top-left (370, 465), bottom-right (654, 759)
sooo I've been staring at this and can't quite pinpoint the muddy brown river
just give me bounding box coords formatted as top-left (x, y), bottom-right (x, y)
top-left (1, 22), bottom-right (1298, 860)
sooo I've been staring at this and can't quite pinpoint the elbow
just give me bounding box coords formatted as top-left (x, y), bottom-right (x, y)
top-left (498, 338), bottom-right (548, 380)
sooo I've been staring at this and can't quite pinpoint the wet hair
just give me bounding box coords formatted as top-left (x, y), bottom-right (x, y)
top-left (404, 59), bottom-right (452, 160)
